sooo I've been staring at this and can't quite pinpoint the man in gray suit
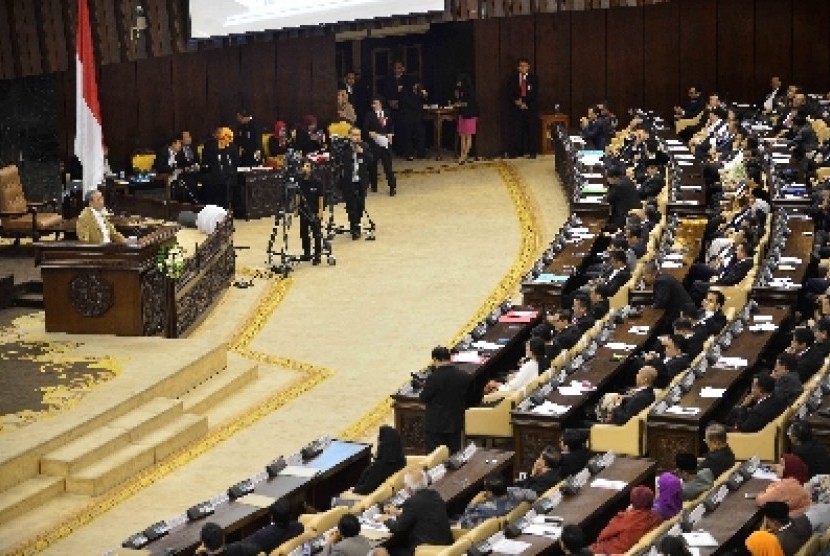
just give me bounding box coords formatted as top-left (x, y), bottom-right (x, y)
top-left (322, 513), bottom-right (372, 556)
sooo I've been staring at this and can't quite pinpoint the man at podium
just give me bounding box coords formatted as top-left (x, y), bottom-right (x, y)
top-left (76, 190), bottom-right (126, 244)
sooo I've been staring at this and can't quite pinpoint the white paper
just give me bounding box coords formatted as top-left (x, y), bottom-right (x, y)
top-left (557, 386), bottom-right (584, 396)
top-left (664, 253), bottom-right (684, 260)
top-left (491, 538), bottom-right (533, 554)
top-left (532, 401), bottom-right (571, 415)
top-left (682, 531), bottom-right (719, 547)
top-left (715, 357), bottom-right (748, 368)
top-left (453, 350), bottom-right (482, 363)
top-left (665, 406), bottom-right (701, 415)
top-left (605, 342), bottom-right (636, 351)
top-left (471, 341), bottom-right (502, 351)
top-left (373, 134), bottom-right (390, 148)
top-left (628, 326), bottom-right (651, 335)
top-left (662, 262), bottom-right (682, 268)
top-left (752, 315), bottom-right (773, 322)
top-left (590, 478), bottom-right (628, 490)
top-left (699, 387), bottom-right (727, 398)
top-left (780, 257), bottom-right (803, 264)
top-left (522, 524), bottom-right (562, 539)
top-left (279, 465), bottom-right (319, 478)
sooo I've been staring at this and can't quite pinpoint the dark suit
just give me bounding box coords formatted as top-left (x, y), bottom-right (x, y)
top-left (653, 274), bottom-right (696, 322)
top-left (607, 178), bottom-right (641, 231)
top-left (573, 314), bottom-right (595, 333)
top-left (298, 174), bottom-right (323, 259)
top-left (153, 146), bottom-right (177, 175)
top-left (592, 299), bottom-right (610, 320)
top-left (639, 174), bottom-right (665, 199)
top-left (176, 144), bottom-right (199, 169)
top-left (362, 110), bottom-right (397, 194)
top-left (201, 139), bottom-right (238, 208)
top-left (419, 364), bottom-right (470, 453)
top-left (385, 489), bottom-right (453, 555)
top-left (581, 116), bottom-right (611, 150)
top-left (603, 267), bottom-right (632, 297)
top-left (794, 345), bottom-right (826, 382)
top-left (732, 394), bottom-right (787, 432)
top-left (776, 515), bottom-right (813, 556)
top-left (516, 468), bottom-right (561, 495)
top-left (693, 310), bottom-right (727, 338)
top-left (699, 446), bottom-right (735, 479)
top-left (774, 373), bottom-right (803, 405)
top-left (560, 447), bottom-right (592, 477)
top-left (794, 438), bottom-right (830, 477)
top-left (244, 521), bottom-right (304, 554)
top-left (236, 118), bottom-right (261, 166)
top-left (652, 354), bottom-right (690, 388)
top-left (610, 387), bottom-right (655, 425)
top-left (340, 142), bottom-right (374, 236)
top-left (508, 71), bottom-right (539, 157)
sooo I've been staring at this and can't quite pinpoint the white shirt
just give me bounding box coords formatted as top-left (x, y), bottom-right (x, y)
top-left (91, 208), bottom-right (111, 243)
top-left (499, 359), bottom-right (539, 392)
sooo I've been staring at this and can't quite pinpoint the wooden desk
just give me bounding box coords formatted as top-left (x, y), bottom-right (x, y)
top-left (539, 113), bottom-right (570, 156)
top-left (145, 440), bottom-right (371, 556)
top-left (646, 306), bottom-right (790, 470)
top-left (752, 215), bottom-right (813, 306)
top-left (234, 169), bottom-right (286, 220)
top-left (430, 448), bottom-right (514, 515)
top-left (392, 310), bottom-right (542, 455)
top-left (423, 107), bottom-right (457, 160)
top-left (489, 457), bottom-right (656, 555)
top-left (521, 215), bottom-right (607, 311)
top-left (511, 308), bottom-right (664, 473)
top-left (696, 476), bottom-right (772, 556)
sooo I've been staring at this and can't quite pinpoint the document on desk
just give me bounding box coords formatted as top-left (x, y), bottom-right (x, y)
top-left (715, 357), bottom-right (748, 368)
top-left (605, 342), bottom-right (636, 351)
top-left (491, 538), bottom-right (533, 554)
top-left (533, 401), bottom-right (571, 415)
top-left (662, 261), bottom-right (683, 268)
top-left (682, 531), bottom-right (719, 547)
top-left (373, 135), bottom-right (390, 148)
top-left (522, 523), bottom-right (562, 539)
top-left (534, 274), bottom-right (570, 284)
top-left (665, 406), bottom-right (701, 416)
top-left (452, 350), bottom-right (484, 363)
top-left (472, 340), bottom-right (503, 351)
top-left (699, 387), bottom-right (727, 398)
top-left (279, 465), bottom-right (319, 478)
top-left (237, 493), bottom-right (277, 508)
top-left (590, 478), bottom-right (628, 490)
top-left (628, 325), bottom-right (651, 335)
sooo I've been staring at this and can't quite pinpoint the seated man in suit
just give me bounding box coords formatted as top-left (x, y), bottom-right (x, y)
top-left (458, 472), bottom-right (537, 528)
top-left (596, 366), bottom-right (658, 425)
top-left (690, 242), bottom-right (753, 304)
top-left (571, 294), bottom-right (596, 333)
top-left (376, 469), bottom-right (453, 556)
top-left (699, 423), bottom-right (735, 478)
top-left (787, 327), bottom-right (825, 382)
top-left (638, 160), bottom-right (665, 199)
top-left (515, 445), bottom-right (563, 495)
top-left (322, 513), bottom-right (371, 556)
top-left (600, 249), bottom-right (632, 297)
top-left (788, 421), bottom-right (830, 478)
top-left (675, 452), bottom-right (714, 501)
top-left (589, 283), bottom-right (611, 320)
top-left (176, 130), bottom-right (200, 171)
top-left (643, 262), bottom-right (696, 323)
top-left (761, 501), bottom-right (813, 556)
top-left (771, 352), bottom-right (803, 405)
top-left (244, 499), bottom-right (303, 554)
top-left (153, 136), bottom-right (182, 175)
top-left (543, 309), bottom-right (582, 359)
top-left (728, 373), bottom-right (787, 433)
top-left (693, 290), bottom-right (728, 339)
top-left (643, 334), bottom-right (690, 388)
top-left (76, 190), bottom-right (126, 245)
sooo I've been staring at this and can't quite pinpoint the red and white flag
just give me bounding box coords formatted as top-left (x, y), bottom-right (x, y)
top-left (74, 0), bottom-right (104, 194)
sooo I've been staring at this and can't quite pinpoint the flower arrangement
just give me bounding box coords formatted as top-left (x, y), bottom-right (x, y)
top-left (155, 241), bottom-right (187, 280)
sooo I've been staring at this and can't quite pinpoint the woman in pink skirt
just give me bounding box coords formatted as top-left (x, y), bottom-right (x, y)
top-left (453, 73), bottom-right (479, 164)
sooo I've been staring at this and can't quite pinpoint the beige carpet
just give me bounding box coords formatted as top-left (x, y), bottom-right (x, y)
top-left (2, 157), bottom-right (569, 555)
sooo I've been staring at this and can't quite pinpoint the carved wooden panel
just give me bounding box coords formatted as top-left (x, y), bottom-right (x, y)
top-left (175, 245), bottom-right (234, 337)
top-left (146, 0), bottom-right (172, 57)
top-left (513, 422), bottom-right (561, 474)
top-left (394, 405), bottom-right (427, 455)
top-left (41, 0), bottom-right (69, 73)
top-left (69, 272), bottom-right (115, 317)
top-left (647, 424), bottom-right (699, 472)
top-left (142, 267), bottom-right (167, 336)
top-left (92, 0), bottom-right (121, 65)
top-left (0, 1), bottom-right (15, 79)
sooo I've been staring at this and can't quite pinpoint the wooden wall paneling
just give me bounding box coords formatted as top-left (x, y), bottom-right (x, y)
top-left (535, 12), bottom-right (572, 116)
top-left (642, 0), bottom-right (678, 119)
top-left (145, 0), bottom-right (173, 57)
top-left (91, 0), bottom-right (120, 65)
top-left (716, 0), bottom-right (754, 104)
top-left (54, 70), bottom-right (74, 163)
top-left (489, 0), bottom-right (507, 18)
top-left (754, 0), bottom-right (792, 91)
top-left (308, 34), bottom-right (338, 124)
top-left (473, 19), bottom-right (502, 157)
top-left (274, 37), bottom-right (310, 125)
top-left (171, 51), bottom-right (208, 141)
top-left (99, 62), bottom-right (137, 164)
top-left (40, 0), bottom-right (67, 73)
top-left (135, 56), bottom-right (173, 149)
top-left (120, 0), bottom-right (149, 61)
top-left (0, 0), bottom-right (16, 79)
top-left (677, 0), bottom-right (716, 96)
top-left (205, 45), bottom-right (241, 129)
top-left (12, 1), bottom-right (43, 76)
top-left (605, 6), bottom-right (644, 114)
top-left (239, 41), bottom-right (277, 132)
top-left (791, 0), bottom-right (830, 92)
top-left (166, 0), bottom-right (192, 54)
top-left (569, 9), bottom-right (607, 122)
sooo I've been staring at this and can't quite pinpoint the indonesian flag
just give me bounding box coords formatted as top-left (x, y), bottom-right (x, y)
top-left (74, 0), bottom-right (104, 194)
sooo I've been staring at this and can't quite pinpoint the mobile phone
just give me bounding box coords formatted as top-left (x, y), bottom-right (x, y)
top-left (744, 493), bottom-right (757, 499)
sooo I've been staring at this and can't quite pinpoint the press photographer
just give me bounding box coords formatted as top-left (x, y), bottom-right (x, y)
top-left (340, 126), bottom-right (374, 240)
top-left (297, 159), bottom-right (324, 264)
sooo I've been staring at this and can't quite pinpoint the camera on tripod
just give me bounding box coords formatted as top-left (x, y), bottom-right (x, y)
top-left (280, 149), bottom-right (304, 186)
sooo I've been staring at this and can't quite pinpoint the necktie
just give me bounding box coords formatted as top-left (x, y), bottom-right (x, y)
top-left (520, 74), bottom-right (527, 97)
top-left (378, 112), bottom-right (386, 127)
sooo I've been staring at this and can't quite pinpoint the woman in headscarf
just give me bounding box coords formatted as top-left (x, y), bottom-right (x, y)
top-left (591, 485), bottom-right (664, 554)
top-left (653, 472), bottom-right (684, 520)
top-left (351, 425), bottom-right (407, 495)
top-left (745, 530), bottom-right (785, 556)
top-left (756, 454), bottom-right (811, 515)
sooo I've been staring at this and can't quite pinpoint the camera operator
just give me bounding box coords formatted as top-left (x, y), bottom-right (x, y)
top-left (298, 159), bottom-right (323, 264)
top-left (341, 126), bottom-right (374, 240)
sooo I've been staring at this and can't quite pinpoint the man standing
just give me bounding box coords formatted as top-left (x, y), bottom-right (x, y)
top-left (76, 190), bottom-right (126, 244)
top-left (509, 58), bottom-right (539, 158)
top-left (362, 97), bottom-right (397, 196)
top-left (235, 108), bottom-right (261, 167)
top-left (153, 136), bottom-right (182, 175)
top-left (605, 165), bottom-right (641, 232)
top-left (297, 160), bottom-right (323, 264)
top-left (341, 126), bottom-right (373, 240)
top-left (419, 346), bottom-right (469, 453)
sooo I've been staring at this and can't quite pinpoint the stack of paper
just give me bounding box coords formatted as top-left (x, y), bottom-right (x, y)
top-left (533, 401), bottom-right (571, 415)
top-left (699, 386), bottom-right (727, 398)
top-left (666, 406), bottom-right (701, 416)
top-left (590, 478), bottom-right (628, 490)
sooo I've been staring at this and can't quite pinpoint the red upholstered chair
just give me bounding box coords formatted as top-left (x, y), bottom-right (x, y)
top-left (0, 165), bottom-right (63, 243)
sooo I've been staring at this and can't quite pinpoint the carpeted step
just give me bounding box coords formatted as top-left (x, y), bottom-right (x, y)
top-left (0, 475), bottom-right (64, 526)
top-left (40, 426), bottom-right (131, 477)
top-left (180, 353), bottom-right (258, 415)
top-left (133, 413), bottom-right (208, 461)
top-left (65, 444), bottom-right (156, 496)
top-left (107, 397), bottom-right (184, 441)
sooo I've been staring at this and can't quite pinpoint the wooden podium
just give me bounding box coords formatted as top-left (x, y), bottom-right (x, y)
top-left (35, 217), bottom-right (234, 337)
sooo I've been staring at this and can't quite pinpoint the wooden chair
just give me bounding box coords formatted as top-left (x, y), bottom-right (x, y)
top-left (406, 445), bottom-right (450, 469)
top-left (590, 402), bottom-right (653, 457)
top-left (131, 153), bottom-right (156, 173)
top-left (270, 530), bottom-right (316, 556)
top-left (0, 164), bottom-right (62, 243)
top-left (727, 408), bottom-right (791, 462)
top-left (298, 506), bottom-right (348, 533)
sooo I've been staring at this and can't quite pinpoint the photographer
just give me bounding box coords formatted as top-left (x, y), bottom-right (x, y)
top-left (340, 126), bottom-right (374, 240)
top-left (298, 159), bottom-right (323, 264)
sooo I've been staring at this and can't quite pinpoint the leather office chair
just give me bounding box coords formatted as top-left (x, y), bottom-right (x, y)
top-left (590, 403), bottom-right (654, 457)
top-left (499, 502), bottom-right (531, 528)
top-left (298, 506), bottom-right (347, 533)
top-left (131, 153), bottom-right (156, 173)
top-left (270, 531), bottom-right (315, 556)
top-left (795, 534), bottom-right (821, 556)
top-left (406, 445), bottom-right (450, 469)
top-left (726, 407), bottom-right (790, 462)
top-left (0, 164), bottom-right (62, 243)
top-left (413, 536), bottom-right (472, 556)
top-left (675, 110), bottom-right (704, 135)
